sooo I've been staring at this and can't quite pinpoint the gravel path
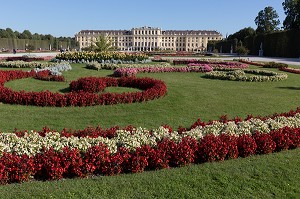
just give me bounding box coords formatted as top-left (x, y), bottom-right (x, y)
top-left (0, 52), bottom-right (59, 57)
top-left (161, 55), bottom-right (300, 66)
top-left (1, 52), bottom-right (299, 66)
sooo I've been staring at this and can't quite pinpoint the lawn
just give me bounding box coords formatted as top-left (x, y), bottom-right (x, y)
top-left (1, 64), bottom-right (299, 132)
top-left (0, 62), bottom-right (299, 198)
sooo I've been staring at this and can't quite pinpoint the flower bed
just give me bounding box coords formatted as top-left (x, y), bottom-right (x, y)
top-left (203, 69), bottom-right (288, 82)
top-left (173, 59), bottom-right (248, 67)
top-left (0, 71), bottom-right (167, 107)
top-left (188, 63), bottom-right (248, 70)
top-left (56, 52), bottom-right (148, 62)
top-left (34, 70), bottom-right (65, 82)
top-left (279, 67), bottom-right (300, 74)
top-left (5, 56), bottom-right (44, 62)
top-left (238, 59), bottom-right (265, 66)
top-left (32, 61), bottom-right (72, 76)
top-left (263, 62), bottom-right (288, 68)
top-left (113, 65), bottom-right (213, 77)
top-left (0, 109), bottom-right (300, 184)
top-left (0, 61), bottom-right (55, 68)
top-left (86, 62), bottom-right (119, 70)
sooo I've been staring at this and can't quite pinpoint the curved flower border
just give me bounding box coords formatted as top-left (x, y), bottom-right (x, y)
top-left (0, 108), bottom-right (299, 183)
top-left (0, 60), bottom-right (298, 184)
top-left (0, 70), bottom-right (167, 107)
top-left (113, 65), bottom-right (213, 77)
top-left (279, 67), bottom-right (300, 74)
top-left (203, 69), bottom-right (288, 82)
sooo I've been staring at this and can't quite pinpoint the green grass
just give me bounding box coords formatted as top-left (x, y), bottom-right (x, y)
top-left (1, 64), bottom-right (299, 132)
top-left (0, 148), bottom-right (299, 199)
top-left (0, 63), bottom-right (300, 198)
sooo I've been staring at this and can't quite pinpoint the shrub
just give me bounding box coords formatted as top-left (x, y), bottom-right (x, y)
top-left (263, 62), bottom-right (288, 68)
top-left (236, 46), bottom-right (249, 55)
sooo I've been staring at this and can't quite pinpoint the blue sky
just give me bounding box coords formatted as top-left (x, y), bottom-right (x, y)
top-left (1, 0), bottom-right (285, 38)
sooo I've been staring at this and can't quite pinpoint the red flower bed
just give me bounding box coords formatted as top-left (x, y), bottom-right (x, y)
top-left (1, 126), bottom-right (300, 184)
top-left (238, 59), bottom-right (265, 66)
top-left (279, 67), bottom-right (300, 74)
top-left (34, 70), bottom-right (65, 82)
top-left (0, 70), bottom-right (167, 107)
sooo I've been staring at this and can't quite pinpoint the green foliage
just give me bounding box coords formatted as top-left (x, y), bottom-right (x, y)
top-left (0, 27), bottom-right (78, 50)
top-left (235, 45), bottom-right (249, 55)
top-left (0, 29), bottom-right (10, 38)
top-left (255, 6), bottom-right (280, 34)
top-left (84, 35), bottom-right (115, 52)
top-left (227, 27), bottom-right (256, 42)
top-left (208, 27), bottom-right (256, 54)
top-left (19, 30), bottom-right (32, 39)
top-left (243, 30), bottom-right (300, 58)
top-left (282, 0), bottom-right (300, 30)
top-left (1, 63), bottom-right (299, 132)
top-left (26, 44), bottom-right (35, 51)
top-left (213, 48), bottom-right (219, 53)
top-left (263, 62), bottom-right (289, 68)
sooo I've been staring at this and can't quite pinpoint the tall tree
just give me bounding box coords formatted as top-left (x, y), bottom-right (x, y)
top-left (255, 6), bottom-right (280, 33)
top-left (282, 0), bottom-right (300, 30)
top-left (0, 29), bottom-right (9, 38)
top-left (227, 27), bottom-right (255, 42)
top-left (32, 33), bottom-right (41, 40)
top-left (5, 28), bottom-right (16, 38)
top-left (14, 31), bottom-right (20, 38)
top-left (19, 30), bottom-right (32, 39)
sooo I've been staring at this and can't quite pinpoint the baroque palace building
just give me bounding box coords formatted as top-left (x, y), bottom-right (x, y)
top-left (75, 26), bottom-right (222, 52)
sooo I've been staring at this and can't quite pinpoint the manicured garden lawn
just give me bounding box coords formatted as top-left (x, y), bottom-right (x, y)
top-left (1, 64), bottom-right (299, 132)
top-left (0, 62), bottom-right (299, 198)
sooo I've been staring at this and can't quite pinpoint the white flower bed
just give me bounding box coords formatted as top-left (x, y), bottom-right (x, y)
top-left (1, 113), bottom-right (300, 157)
top-left (33, 61), bottom-right (72, 76)
top-left (204, 69), bottom-right (288, 82)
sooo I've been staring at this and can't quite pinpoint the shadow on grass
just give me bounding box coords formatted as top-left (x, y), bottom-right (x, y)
top-left (277, 86), bottom-right (300, 90)
top-left (59, 87), bottom-right (70, 93)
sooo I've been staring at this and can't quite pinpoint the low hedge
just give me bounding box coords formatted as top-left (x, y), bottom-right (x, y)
top-left (263, 62), bottom-right (288, 68)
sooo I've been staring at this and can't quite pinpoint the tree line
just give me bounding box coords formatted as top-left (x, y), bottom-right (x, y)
top-left (209, 0), bottom-right (300, 57)
top-left (0, 28), bottom-right (78, 51)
